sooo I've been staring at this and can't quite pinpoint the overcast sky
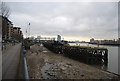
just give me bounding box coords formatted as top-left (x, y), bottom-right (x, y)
top-left (7, 2), bottom-right (118, 41)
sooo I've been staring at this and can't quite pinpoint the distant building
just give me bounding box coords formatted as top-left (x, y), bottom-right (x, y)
top-left (57, 35), bottom-right (61, 42)
top-left (19, 30), bottom-right (23, 41)
top-left (90, 38), bottom-right (120, 45)
top-left (90, 38), bottom-right (95, 43)
top-left (29, 36), bottom-right (34, 40)
top-left (35, 36), bottom-right (41, 41)
top-left (52, 38), bottom-right (55, 41)
top-left (13, 27), bottom-right (23, 42)
top-left (37, 36), bottom-right (41, 39)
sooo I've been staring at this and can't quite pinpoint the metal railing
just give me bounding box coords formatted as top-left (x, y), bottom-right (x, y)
top-left (22, 45), bottom-right (29, 80)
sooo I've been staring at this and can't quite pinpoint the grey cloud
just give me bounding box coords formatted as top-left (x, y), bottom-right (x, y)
top-left (7, 2), bottom-right (118, 41)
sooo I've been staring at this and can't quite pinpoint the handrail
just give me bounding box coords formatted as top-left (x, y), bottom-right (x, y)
top-left (22, 45), bottom-right (29, 80)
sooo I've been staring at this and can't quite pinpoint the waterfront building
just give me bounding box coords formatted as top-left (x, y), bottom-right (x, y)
top-left (9, 24), bottom-right (13, 39)
top-left (2, 16), bottom-right (23, 43)
top-left (2, 16), bottom-right (13, 41)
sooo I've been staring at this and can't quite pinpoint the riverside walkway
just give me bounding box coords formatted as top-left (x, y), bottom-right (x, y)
top-left (2, 43), bottom-right (21, 79)
top-left (26, 44), bottom-right (119, 79)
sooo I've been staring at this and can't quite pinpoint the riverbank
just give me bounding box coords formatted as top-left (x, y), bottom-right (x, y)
top-left (89, 42), bottom-right (120, 46)
top-left (26, 44), bottom-right (119, 79)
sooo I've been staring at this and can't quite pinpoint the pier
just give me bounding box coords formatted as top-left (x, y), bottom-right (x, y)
top-left (43, 42), bottom-right (108, 65)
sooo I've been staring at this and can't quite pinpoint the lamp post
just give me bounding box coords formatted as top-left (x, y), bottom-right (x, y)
top-left (29, 23), bottom-right (30, 38)
top-left (26, 28), bottom-right (27, 39)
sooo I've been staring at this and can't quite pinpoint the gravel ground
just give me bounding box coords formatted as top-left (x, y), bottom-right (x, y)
top-left (26, 44), bottom-right (119, 79)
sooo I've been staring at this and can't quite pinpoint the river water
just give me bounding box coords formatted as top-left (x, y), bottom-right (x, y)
top-left (69, 43), bottom-right (120, 75)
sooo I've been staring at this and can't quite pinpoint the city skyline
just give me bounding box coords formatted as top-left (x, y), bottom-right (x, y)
top-left (7, 2), bottom-right (118, 41)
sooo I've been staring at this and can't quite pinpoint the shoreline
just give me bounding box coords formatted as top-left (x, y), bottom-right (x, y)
top-left (68, 42), bottom-right (120, 46)
top-left (26, 44), bottom-right (119, 79)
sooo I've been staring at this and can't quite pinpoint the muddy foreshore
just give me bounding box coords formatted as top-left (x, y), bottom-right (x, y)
top-left (26, 44), bottom-right (119, 79)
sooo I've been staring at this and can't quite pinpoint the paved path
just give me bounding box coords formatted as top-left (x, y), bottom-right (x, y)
top-left (2, 43), bottom-right (21, 79)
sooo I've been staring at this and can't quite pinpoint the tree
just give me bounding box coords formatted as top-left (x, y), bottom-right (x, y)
top-left (0, 2), bottom-right (10, 18)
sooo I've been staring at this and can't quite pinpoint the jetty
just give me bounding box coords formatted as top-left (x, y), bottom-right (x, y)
top-left (43, 42), bottom-right (108, 66)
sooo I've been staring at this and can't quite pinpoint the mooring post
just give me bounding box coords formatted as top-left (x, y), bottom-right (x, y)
top-left (104, 49), bottom-right (108, 65)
